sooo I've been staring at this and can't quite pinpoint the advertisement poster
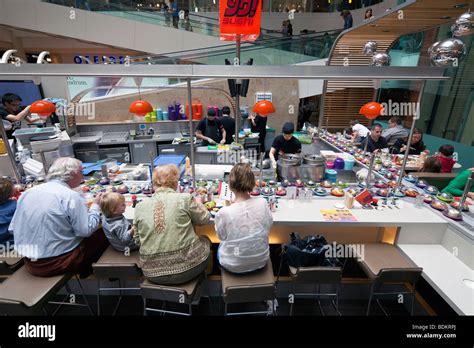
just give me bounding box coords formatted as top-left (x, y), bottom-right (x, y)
top-left (219, 0), bottom-right (262, 42)
top-left (320, 209), bottom-right (358, 222)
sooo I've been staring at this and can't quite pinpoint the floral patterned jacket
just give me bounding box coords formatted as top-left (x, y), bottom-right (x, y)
top-left (133, 187), bottom-right (210, 278)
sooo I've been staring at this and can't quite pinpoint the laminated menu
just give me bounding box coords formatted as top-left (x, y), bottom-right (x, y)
top-left (320, 209), bottom-right (358, 222)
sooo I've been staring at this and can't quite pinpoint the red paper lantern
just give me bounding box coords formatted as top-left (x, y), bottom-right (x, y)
top-left (30, 100), bottom-right (56, 118)
top-left (253, 100), bottom-right (275, 117)
top-left (129, 100), bottom-right (153, 116)
top-left (359, 102), bottom-right (384, 119)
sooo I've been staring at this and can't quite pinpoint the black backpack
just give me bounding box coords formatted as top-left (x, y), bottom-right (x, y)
top-left (284, 232), bottom-right (331, 268)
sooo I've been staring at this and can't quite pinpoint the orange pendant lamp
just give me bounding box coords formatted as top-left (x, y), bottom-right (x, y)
top-left (253, 100), bottom-right (275, 117)
top-left (129, 99), bottom-right (153, 117)
top-left (30, 100), bottom-right (56, 118)
top-left (359, 102), bottom-right (384, 120)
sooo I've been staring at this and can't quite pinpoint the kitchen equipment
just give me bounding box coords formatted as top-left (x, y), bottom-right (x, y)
top-left (280, 154), bottom-right (301, 166)
top-left (277, 154), bottom-right (301, 181)
top-left (13, 127), bottom-right (56, 145)
top-left (303, 154), bottom-right (324, 166)
top-left (100, 132), bottom-right (129, 143)
top-left (300, 155), bottom-right (325, 182)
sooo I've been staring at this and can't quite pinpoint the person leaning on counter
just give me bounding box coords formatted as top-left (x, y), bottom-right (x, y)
top-left (390, 128), bottom-right (425, 155)
top-left (0, 93), bottom-right (34, 139)
top-left (442, 168), bottom-right (474, 199)
top-left (269, 122), bottom-right (302, 168)
top-left (382, 116), bottom-right (408, 145)
top-left (358, 123), bottom-right (388, 152)
top-left (195, 108), bottom-right (226, 146)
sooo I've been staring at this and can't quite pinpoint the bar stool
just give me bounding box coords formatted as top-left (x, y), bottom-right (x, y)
top-left (356, 243), bottom-right (422, 316)
top-left (221, 259), bottom-right (276, 316)
top-left (0, 267), bottom-right (93, 315)
top-left (288, 265), bottom-right (342, 316)
top-left (0, 256), bottom-right (23, 276)
top-left (140, 272), bottom-right (207, 316)
top-left (92, 246), bottom-right (142, 316)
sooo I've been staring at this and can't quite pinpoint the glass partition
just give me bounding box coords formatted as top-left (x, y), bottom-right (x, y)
top-left (42, 0), bottom-right (390, 14)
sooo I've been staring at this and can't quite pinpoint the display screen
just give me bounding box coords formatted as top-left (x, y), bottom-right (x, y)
top-left (0, 80), bottom-right (44, 105)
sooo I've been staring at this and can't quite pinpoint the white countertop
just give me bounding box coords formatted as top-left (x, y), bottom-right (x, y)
top-left (271, 198), bottom-right (447, 226)
top-left (124, 196), bottom-right (447, 227)
top-left (399, 244), bottom-right (474, 315)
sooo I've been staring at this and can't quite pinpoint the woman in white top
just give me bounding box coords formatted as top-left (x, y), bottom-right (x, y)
top-left (349, 119), bottom-right (370, 143)
top-left (215, 163), bottom-right (273, 273)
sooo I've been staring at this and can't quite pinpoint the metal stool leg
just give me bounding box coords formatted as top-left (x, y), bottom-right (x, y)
top-left (97, 278), bottom-right (101, 316)
top-left (367, 283), bottom-right (375, 316)
top-left (289, 281), bottom-right (296, 316)
top-left (203, 272), bottom-right (213, 314)
top-left (75, 275), bottom-right (94, 316)
top-left (316, 283), bottom-right (325, 316)
top-left (411, 282), bottom-right (417, 316)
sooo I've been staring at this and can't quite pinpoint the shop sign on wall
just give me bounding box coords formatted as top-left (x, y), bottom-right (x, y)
top-left (255, 92), bottom-right (272, 103)
top-left (219, 0), bottom-right (262, 42)
top-left (73, 55), bottom-right (127, 64)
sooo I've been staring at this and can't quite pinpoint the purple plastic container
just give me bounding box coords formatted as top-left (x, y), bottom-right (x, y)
top-left (175, 102), bottom-right (181, 120)
top-left (334, 157), bottom-right (345, 170)
top-left (168, 105), bottom-right (176, 121)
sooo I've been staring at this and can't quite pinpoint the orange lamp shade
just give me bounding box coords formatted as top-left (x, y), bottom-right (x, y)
top-left (253, 100), bottom-right (275, 117)
top-left (129, 100), bottom-right (153, 116)
top-left (30, 100), bottom-right (56, 118)
top-left (359, 102), bottom-right (384, 119)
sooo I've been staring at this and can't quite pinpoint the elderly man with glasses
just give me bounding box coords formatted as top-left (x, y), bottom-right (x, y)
top-left (9, 158), bottom-right (109, 278)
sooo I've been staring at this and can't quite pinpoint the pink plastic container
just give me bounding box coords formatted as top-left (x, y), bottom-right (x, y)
top-left (326, 161), bottom-right (335, 169)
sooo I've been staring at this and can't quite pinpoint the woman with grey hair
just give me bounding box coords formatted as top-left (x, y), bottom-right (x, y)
top-left (133, 164), bottom-right (211, 285)
top-left (9, 157), bottom-right (109, 277)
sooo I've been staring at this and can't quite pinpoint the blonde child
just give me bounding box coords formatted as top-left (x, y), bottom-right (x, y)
top-left (100, 192), bottom-right (138, 252)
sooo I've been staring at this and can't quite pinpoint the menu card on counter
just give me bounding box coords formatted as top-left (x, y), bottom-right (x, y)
top-left (321, 209), bottom-right (358, 222)
top-left (218, 182), bottom-right (234, 201)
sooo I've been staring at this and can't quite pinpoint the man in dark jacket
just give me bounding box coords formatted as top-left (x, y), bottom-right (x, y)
top-left (359, 123), bottom-right (388, 152)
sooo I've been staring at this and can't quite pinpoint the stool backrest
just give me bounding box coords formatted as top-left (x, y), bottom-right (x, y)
top-left (377, 268), bottom-right (423, 284)
top-left (291, 266), bottom-right (342, 284)
top-left (224, 283), bottom-right (275, 303)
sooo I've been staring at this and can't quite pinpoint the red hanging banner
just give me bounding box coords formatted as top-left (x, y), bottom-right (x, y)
top-left (219, 0), bottom-right (262, 42)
